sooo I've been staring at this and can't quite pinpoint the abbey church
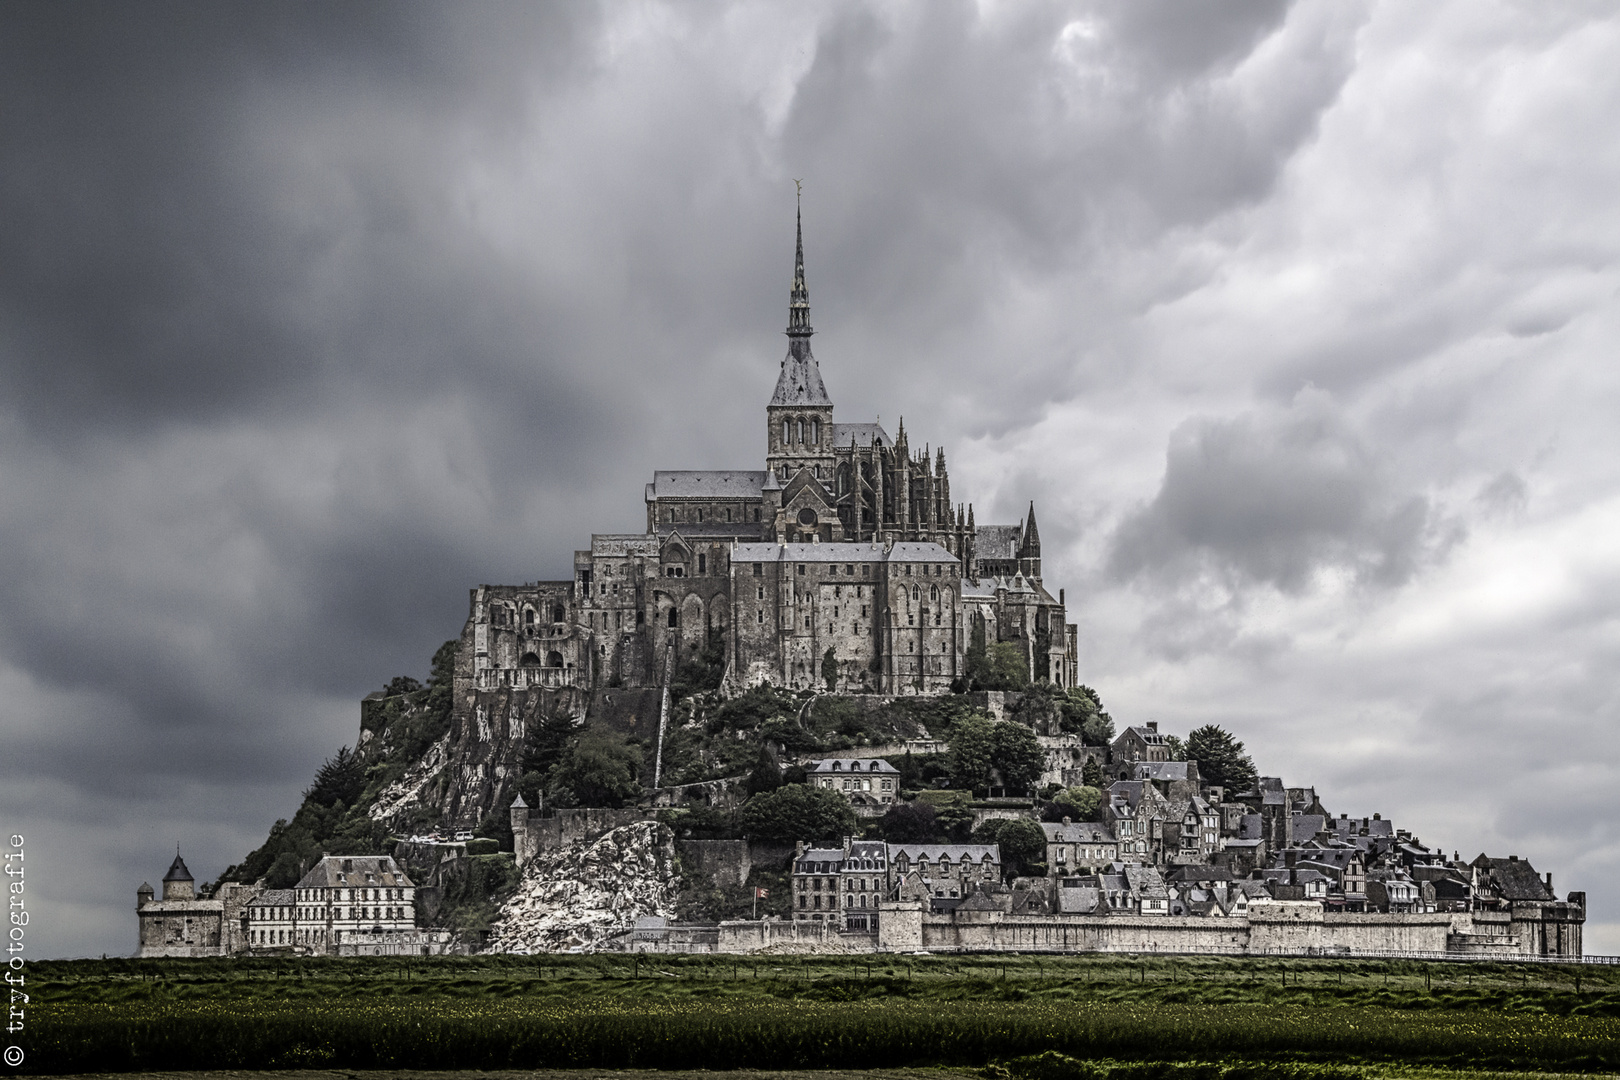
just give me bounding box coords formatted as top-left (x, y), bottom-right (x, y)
top-left (462, 210), bottom-right (1075, 699)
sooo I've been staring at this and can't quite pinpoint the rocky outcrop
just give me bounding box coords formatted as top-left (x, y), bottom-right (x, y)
top-left (485, 820), bottom-right (678, 952)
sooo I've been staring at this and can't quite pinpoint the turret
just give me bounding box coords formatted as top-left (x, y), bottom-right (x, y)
top-left (161, 850), bottom-right (195, 901)
top-left (137, 882), bottom-right (154, 909)
top-left (1018, 501), bottom-right (1042, 582)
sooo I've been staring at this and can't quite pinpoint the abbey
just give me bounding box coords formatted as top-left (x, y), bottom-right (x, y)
top-left (464, 210), bottom-right (1075, 698)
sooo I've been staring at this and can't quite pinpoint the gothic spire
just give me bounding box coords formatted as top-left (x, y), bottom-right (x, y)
top-left (769, 190), bottom-right (831, 407)
top-left (1019, 501), bottom-right (1042, 557)
top-left (786, 190), bottom-right (813, 344)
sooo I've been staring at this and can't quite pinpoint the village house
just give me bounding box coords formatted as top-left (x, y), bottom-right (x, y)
top-left (1043, 818), bottom-right (1118, 875)
top-left (806, 757), bottom-right (901, 809)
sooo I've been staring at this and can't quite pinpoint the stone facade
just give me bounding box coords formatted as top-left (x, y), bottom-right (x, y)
top-left (445, 213), bottom-right (1076, 813)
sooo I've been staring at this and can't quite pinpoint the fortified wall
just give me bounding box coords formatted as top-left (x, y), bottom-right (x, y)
top-left (621, 898), bottom-right (1582, 959)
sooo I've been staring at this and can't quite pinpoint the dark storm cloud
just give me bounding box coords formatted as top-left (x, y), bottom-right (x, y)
top-left (0, 2), bottom-right (597, 435)
top-left (1109, 394), bottom-right (1455, 593)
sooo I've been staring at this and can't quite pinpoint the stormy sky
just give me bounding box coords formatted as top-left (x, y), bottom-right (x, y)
top-left (3, 1), bottom-right (1617, 957)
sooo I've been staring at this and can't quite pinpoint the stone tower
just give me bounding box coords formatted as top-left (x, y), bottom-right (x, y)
top-left (161, 850), bottom-right (195, 901)
top-left (765, 200), bottom-right (835, 484)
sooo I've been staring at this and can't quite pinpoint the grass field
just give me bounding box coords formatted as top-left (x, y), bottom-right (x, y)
top-left (18, 954), bottom-right (1620, 1076)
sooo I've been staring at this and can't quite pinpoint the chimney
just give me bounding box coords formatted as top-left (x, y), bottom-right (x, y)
top-left (795, 840), bottom-right (805, 857)
top-left (1062, 816), bottom-right (1071, 825)
top-left (1146, 721), bottom-right (1158, 732)
top-left (1509, 855), bottom-right (1518, 862)
top-left (1372, 813), bottom-right (1380, 820)
top-left (1545, 872), bottom-right (1553, 890)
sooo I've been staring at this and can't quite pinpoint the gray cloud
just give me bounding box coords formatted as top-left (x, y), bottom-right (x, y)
top-left (1109, 394), bottom-right (1456, 593)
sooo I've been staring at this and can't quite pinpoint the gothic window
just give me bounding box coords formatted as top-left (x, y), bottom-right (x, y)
top-left (811, 419), bottom-right (820, 444)
top-left (782, 419), bottom-right (790, 444)
top-left (697, 553), bottom-right (707, 574)
top-left (796, 419), bottom-right (804, 443)
top-left (525, 609), bottom-right (536, 625)
top-left (912, 585), bottom-right (919, 601)
top-left (930, 586), bottom-right (939, 601)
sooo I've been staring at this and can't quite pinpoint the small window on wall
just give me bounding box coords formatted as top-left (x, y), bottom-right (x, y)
top-left (725, 508), bottom-right (733, 522)
top-left (667, 609), bottom-right (679, 628)
top-left (697, 553), bottom-right (707, 574)
top-left (696, 509), bottom-right (704, 523)
top-left (811, 419), bottom-right (820, 444)
top-left (753, 508), bottom-right (761, 522)
top-left (782, 419), bottom-right (790, 444)
top-left (753, 562), bottom-right (763, 576)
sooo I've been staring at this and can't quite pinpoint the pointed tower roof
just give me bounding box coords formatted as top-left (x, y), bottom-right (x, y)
top-left (1019, 501), bottom-right (1041, 556)
top-left (770, 195), bottom-right (832, 407)
top-left (163, 851), bottom-right (194, 883)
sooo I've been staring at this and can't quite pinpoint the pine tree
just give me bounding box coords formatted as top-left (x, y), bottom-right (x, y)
top-left (1186, 724), bottom-right (1257, 794)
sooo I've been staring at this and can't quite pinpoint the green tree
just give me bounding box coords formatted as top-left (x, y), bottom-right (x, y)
top-left (1186, 724), bottom-right (1257, 794)
top-left (933, 792), bottom-right (975, 841)
top-left (743, 744), bottom-right (783, 796)
top-left (1080, 757), bottom-right (1104, 790)
top-left (970, 817), bottom-right (1047, 879)
top-left (1060, 685), bottom-right (1116, 746)
top-left (740, 784), bottom-right (857, 844)
top-left (879, 801), bottom-right (941, 844)
top-left (1053, 785), bottom-right (1102, 822)
top-left (822, 646), bottom-right (839, 692)
top-left (946, 715), bottom-right (997, 792)
top-left (550, 728), bottom-right (643, 808)
top-left (305, 746), bottom-right (364, 809)
top-left (983, 642), bottom-right (1030, 691)
top-left (988, 721), bottom-right (1045, 794)
top-left (1164, 734), bottom-right (1188, 761)
top-left (1010, 681), bottom-right (1063, 733)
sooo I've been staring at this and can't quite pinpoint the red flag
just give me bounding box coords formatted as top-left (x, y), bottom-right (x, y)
top-left (754, 887), bottom-right (770, 898)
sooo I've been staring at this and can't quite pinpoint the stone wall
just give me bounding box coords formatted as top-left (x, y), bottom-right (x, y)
top-left (677, 839), bottom-right (751, 888)
top-left (512, 807), bottom-right (651, 866)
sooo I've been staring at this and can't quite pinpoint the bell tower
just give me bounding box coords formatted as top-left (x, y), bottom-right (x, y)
top-left (766, 194), bottom-right (835, 486)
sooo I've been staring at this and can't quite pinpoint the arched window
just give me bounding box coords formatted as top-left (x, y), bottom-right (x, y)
top-left (782, 419), bottom-right (790, 444)
top-left (546, 651), bottom-right (563, 668)
top-left (930, 585), bottom-right (939, 601)
top-left (796, 419), bottom-right (804, 444)
top-left (811, 419), bottom-right (820, 444)
top-left (552, 604), bottom-right (566, 623)
top-left (525, 609), bottom-right (536, 625)
top-left (520, 652), bottom-right (541, 667)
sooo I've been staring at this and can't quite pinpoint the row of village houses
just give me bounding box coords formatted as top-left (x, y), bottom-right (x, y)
top-left (791, 721), bottom-right (1578, 930)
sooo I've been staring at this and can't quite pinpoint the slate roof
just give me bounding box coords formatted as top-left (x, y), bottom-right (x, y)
top-left (889, 844), bottom-right (1000, 865)
top-left (831, 422), bottom-right (891, 449)
top-left (247, 889), bottom-right (295, 908)
top-left (770, 347), bottom-right (832, 406)
top-left (1237, 814), bottom-right (1265, 841)
top-left (809, 758), bottom-right (900, 774)
top-left (1289, 814), bottom-right (1327, 843)
top-left (294, 855), bottom-right (414, 890)
top-left (1134, 761), bottom-right (1194, 783)
top-left (730, 541), bottom-right (958, 565)
top-left (1473, 855), bottom-right (1554, 901)
top-left (163, 854), bottom-right (193, 883)
top-left (1043, 821), bottom-right (1117, 844)
top-left (650, 471), bottom-right (767, 499)
top-left (975, 525), bottom-right (1024, 561)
